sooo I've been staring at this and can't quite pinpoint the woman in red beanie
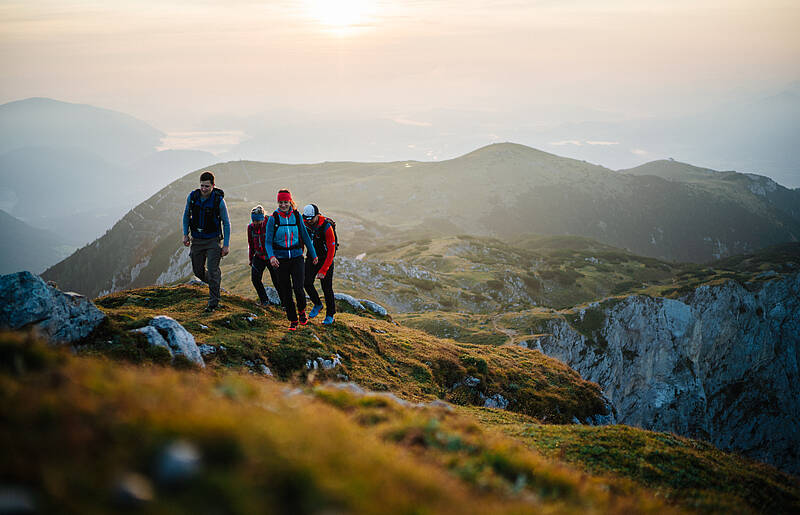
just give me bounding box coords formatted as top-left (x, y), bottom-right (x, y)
top-left (265, 189), bottom-right (317, 330)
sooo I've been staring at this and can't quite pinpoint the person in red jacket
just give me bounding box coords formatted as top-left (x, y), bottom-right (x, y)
top-left (247, 204), bottom-right (278, 306)
top-left (302, 204), bottom-right (337, 324)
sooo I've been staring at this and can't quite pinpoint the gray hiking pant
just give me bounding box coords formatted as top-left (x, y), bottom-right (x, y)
top-left (190, 237), bottom-right (222, 307)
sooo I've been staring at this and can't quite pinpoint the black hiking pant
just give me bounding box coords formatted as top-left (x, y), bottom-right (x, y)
top-left (304, 259), bottom-right (336, 318)
top-left (251, 256), bottom-right (279, 304)
top-left (276, 256), bottom-right (306, 322)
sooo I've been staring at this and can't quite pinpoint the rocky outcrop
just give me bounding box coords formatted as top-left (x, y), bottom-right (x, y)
top-left (133, 316), bottom-right (204, 367)
top-left (334, 293), bottom-right (388, 316)
top-left (532, 273), bottom-right (800, 474)
top-left (0, 271), bottom-right (106, 344)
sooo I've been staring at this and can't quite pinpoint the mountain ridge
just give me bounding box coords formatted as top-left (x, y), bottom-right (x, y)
top-left (43, 143), bottom-right (800, 297)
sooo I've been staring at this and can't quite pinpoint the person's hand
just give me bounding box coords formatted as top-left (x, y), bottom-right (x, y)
top-left (183, 234), bottom-right (191, 247)
top-left (221, 245), bottom-right (230, 257)
top-left (313, 257), bottom-right (319, 265)
top-left (270, 256), bottom-right (279, 268)
top-left (316, 272), bottom-right (325, 279)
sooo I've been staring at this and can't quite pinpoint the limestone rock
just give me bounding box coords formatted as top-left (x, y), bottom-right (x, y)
top-left (131, 326), bottom-right (170, 352)
top-left (114, 473), bottom-right (154, 506)
top-left (198, 344), bottom-right (217, 356)
top-left (484, 393), bottom-right (509, 410)
top-left (0, 486), bottom-right (36, 514)
top-left (155, 440), bottom-right (201, 485)
top-left (148, 316), bottom-right (205, 368)
top-left (0, 271), bottom-right (106, 344)
top-left (360, 299), bottom-right (388, 316)
top-left (264, 287), bottom-right (281, 305)
top-left (536, 273), bottom-right (800, 474)
top-left (334, 293), bottom-right (364, 311)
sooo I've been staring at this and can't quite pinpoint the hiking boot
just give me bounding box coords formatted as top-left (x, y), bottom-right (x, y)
top-left (308, 304), bottom-right (323, 318)
top-left (203, 304), bottom-right (219, 313)
top-left (298, 311), bottom-right (308, 325)
top-left (322, 315), bottom-right (334, 325)
top-left (289, 320), bottom-right (299, 331)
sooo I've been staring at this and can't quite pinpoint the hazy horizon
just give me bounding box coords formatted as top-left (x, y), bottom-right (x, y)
top-left (2, 0), bottom-right (799, 186)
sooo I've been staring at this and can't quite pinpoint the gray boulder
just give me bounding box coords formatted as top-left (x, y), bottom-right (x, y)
top-left (333, 293), bottom-right (389, 316)
top-left (334, 293), bottom-right (364, 311)
top-left (360, 299), bottom-right (388, 316)
top-left (155, 440), bottom-right (201, 485)
top-left (131, 326), bottom-right (170, 352)
top-left (264, 287), bottom-right (281, 305)
top-left (0, 271), bottom-right (106, 344)
top-left (148, 316), bottom-right (205, 367)
top-left (484, 393), bottom-right (509, 410)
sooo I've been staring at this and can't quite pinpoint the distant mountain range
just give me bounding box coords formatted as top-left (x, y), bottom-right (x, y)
top-left (0, 98), bottom-right (216, 261)
top-left (43, 142), bottom-right (799, 298)
top-left (0, 209), bottom-right (74, 275)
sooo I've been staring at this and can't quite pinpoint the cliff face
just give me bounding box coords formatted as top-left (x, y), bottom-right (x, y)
top-left (532, 273), bottom-right (800, 474)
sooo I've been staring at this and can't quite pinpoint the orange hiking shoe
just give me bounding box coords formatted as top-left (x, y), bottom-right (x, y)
top-left (298, 311), bottom-right (308, 325)
top-left (289, 320), bottom-right (299, 331)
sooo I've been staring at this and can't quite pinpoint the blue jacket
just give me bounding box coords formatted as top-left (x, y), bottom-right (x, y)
top-left (182, 192), bottom-right (231, 246)
top-left (265, 209), bottom-right (317, 260)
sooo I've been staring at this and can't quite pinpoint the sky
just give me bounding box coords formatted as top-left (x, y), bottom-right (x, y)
top-left (1, 0), bottom-right (799, 182)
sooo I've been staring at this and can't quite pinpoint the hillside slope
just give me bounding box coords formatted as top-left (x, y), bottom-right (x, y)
top-left (2, 284), bottom-right (799, 513)
top-left (44, 143), bottom-right (800, 297)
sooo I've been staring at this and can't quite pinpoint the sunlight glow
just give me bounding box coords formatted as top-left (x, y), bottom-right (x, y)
top-left (304, 0), bottom-right (373, 28)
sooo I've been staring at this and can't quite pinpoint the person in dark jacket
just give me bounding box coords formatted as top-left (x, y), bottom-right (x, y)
top-left (247, 204), bottom-right (279, 306)
top-left (182, 170), bottom-right (231, 312)
top-left (302, 204), bottom-right (337, 324)
top-left (265, 189), bottom-right (317, 331)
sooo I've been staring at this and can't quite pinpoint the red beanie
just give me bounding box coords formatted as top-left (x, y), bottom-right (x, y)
top-left (277, 191), bottom-right (292, 202)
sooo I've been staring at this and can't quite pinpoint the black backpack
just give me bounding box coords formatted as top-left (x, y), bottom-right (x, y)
top-left (271, 209), bottom-right (304, 250)
top-left (189, 188), bottom-right (224, 234)
top-left (311, 217), bottom-right (339, 254)
top-left (272, 209), bottom-right (302, 231)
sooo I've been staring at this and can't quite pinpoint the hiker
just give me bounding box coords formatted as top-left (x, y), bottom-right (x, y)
top-left (265, 189), bottom-right (317, 331)
top-left (182, 170), bottom-right (231, 312)
top-left (247, 204), bottom-right (279, 306)
top-left (302, 204), bottom-right (337, 325)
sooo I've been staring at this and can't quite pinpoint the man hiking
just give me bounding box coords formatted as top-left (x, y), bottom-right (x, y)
top-left (302, 204), bottom-right (337, 325)
top-left (182, 170), bottom-right (231, 312)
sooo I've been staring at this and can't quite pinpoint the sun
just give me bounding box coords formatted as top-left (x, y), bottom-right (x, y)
top-left (304, 0), bottom-right (372, 29)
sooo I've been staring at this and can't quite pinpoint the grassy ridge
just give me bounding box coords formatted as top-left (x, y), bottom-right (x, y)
top-left (468, 408), bottom-right (800, 514)
top-left (93, 285), bottom-right (608, 423)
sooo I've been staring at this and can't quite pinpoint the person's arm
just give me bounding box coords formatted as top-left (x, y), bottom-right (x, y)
top-left (182, 194), bottom-right (192, 246)
top-left (318, 224), bottom-right (336, 276)
top-left (247, 225), bottom-right (254, 265)
top-left (298, 216), bottom-right (317, 261)
top-left (219, 199), bottom-right (231, 249)
top-left (265, 216), bottom-right (276, 259)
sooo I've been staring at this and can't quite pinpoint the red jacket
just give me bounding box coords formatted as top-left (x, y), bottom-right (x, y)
top-left (247, 221), bottom-right (268, 263)
top-left (308, 216), bottom-right (336, 276)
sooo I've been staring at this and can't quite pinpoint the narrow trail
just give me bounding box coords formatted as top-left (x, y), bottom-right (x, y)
top-left (491, 314), bottom-right (518, 346)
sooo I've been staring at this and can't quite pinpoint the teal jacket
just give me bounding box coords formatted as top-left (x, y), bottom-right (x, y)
top-left (265, 209), bottom-right (317, 260)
